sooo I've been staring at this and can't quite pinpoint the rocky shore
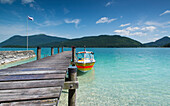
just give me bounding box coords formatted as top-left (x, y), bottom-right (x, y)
top-left (0, 50), bottom-right (36, 65)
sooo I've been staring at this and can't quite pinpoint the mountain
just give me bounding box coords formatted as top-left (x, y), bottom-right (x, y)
top-left (41, 35), bottom-right (143, 47)
top-left (0, 34), bottom-right (143, 48)
top-left (0, 34), bottom-right (68, 47)
top-left (163, 43), bottom-right (170, 47)
top-left (144, 36), bottom-right (170, 47)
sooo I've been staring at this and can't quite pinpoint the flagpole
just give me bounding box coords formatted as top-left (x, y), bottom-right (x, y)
top-left (27, 16), bottom-right (28, 51)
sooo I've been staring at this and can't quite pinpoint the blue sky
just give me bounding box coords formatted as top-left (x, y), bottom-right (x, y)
top-left (0, 0), bottom-right (170, 43)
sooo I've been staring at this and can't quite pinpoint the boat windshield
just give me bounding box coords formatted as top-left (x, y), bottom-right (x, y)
top-left (77, 53), bottom-right (94, 60)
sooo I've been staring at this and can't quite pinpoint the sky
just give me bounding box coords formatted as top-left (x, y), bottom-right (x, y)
top-left (0, 0), bottom-right (170, 43)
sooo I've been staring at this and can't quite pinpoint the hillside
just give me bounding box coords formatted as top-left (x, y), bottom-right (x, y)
top-left (0, 34), bottom-right (68, 47)
top-left (163, 43), bottom-right (170, 47)
top-left (144, 36), bottom-right (170, 47)
top-left (41, 35), bottom-right (143, 47)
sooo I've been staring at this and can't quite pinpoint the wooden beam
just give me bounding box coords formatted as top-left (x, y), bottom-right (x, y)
top-left (62, 47), bottom-right (64, 52)
top-left (0, 87), bottom-right (61, 103)
top-left (58, 47), bottom-right (60, 53)
top-left (0, 99), bottom-right (58, 106)
top-left (37, 47), bottom-right (41, 60)
top-left (0, 74), bottom-right (66, 82)
top-left (0, 70), bottom-right (66, 76)
top-left (68, 66), bottom-right (77, 106)
top-left (51, 47), bottom-right (54, 56)
top-left (0, 79), bottom-right (65, 90)
top-left (63, 81), bottom-right (79, 89)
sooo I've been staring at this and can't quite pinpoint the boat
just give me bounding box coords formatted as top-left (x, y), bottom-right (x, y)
top-left (75, 49), bottom-right (95, 72)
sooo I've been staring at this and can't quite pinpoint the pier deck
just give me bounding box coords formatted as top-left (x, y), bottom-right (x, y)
top-left (0, 51), bottom-right (72, 106)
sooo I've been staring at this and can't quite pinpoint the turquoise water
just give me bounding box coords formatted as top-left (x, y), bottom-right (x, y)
top-left (77, 48), bottom-right (170, 105)
top-left (0, 48), bottom-right (170, 105)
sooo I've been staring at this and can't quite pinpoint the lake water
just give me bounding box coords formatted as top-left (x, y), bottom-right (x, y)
top-left (0, 48), bottom-right (170, 105)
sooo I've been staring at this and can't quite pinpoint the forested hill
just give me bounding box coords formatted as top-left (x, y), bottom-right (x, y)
top-left (0, 35), bottom-right (143, 47)
top-left (41, 35), bottom-right (143, 47)
top-left (144, 36), bottom-right (170, 47)
top-left (0, 34), bottom-right (68, 47)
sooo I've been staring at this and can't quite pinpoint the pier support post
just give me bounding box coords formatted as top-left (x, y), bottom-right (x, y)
top-left (58, 47), bottom-right (60, 54)
top-left (37, 47), bottom-right (41, 60)
top-left (68, 66), bottom-right (77, 106)
top-left (62, 47), bottom-right (64, 52)
top-left (72, 46), bottom-right (76, 66)
top-left (51, 47), bottom-right (54, 56)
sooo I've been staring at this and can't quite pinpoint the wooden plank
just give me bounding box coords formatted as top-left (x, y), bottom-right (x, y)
top-left (0, 79), bottom-right (65, 90)
top-left (0, 99), bottom-right (58, 106)
top-left (0, 70), bottom-right (66, 76)
top-left (10, 64), bottom-right (69, 68)
top-left (0, 87), bottom-right (61, 103)
top-left (0, 67), bottom-right (67, 72)
top-left (0, 74), bottom-right (66, 82)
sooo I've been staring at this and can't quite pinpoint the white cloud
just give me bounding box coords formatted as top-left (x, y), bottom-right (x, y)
top-left (105, 1), bottom-right (113, 7)
top-left (64, 19), bottom-right (81, 28)
top-left (96, 17), bottom-right (116, 24)
top-left (29, 3), bottom-right (33, 7)
top-left (35, 20), bottom-right (62, 27)
top-left (141, 26), bottom-right (156, 32)
top-left (114, 29), bottom-right (130, 35)
top-left (161, 31), bottom-right (168, 33)
top-left (120, 23), bottom-right (131, 27)
top-left (114, 26), bottom-right (156, 36)
top-left (0, 0), bottom-right (15, 4)
top-left (64, 8), bottom-right (70, 14)
top-left (114, 29), bottom-right (147, 36)
top-left (145, 21), bottom-right (170, 28)
top-left (126, 27), bottom-right (140, 31)
top-left (130, 32), bottom-right (147, 36)
top-left (145, 21), bottom-right (162, 26)
top-left (21, 0), bottom-right (34, 4)
top-left (160, 10), bottom-right (170, 16)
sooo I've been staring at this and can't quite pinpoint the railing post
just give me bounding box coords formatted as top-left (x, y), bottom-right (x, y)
top-left (37, 47), bottom-right (41, 60)
top-left (72, 46), bottom-right (76, 66)
top-left (51, 47), bottom-right (54, 56)
top-left (62, 47), bottom-right (64, 52)
top-left (68, 66), bottom-right (77, 106)
top-left (58, 47), bottom-right (60, 54)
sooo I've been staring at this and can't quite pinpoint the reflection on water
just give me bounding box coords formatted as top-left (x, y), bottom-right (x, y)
top-left (77, 68), bottom-right (95, 84)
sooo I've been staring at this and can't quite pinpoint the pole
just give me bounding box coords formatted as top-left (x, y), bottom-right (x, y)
top-left (72, 46), bottom-right (76, 66)
top-left (68, 66), bottom-right (77, 106)
top-left (37, 47), bottom-right (41, 60)
top-left (27, 17), bottom-right (28, 51)
top-left (51, 47), bottom-right (54, 56)
top-left (58, 47), bottom-right (60, 54)
top-left (62, 47), bottom-right (64, 52)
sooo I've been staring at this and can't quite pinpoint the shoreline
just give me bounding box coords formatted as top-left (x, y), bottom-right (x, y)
top-left (0, 50), bottom-right (36, 66)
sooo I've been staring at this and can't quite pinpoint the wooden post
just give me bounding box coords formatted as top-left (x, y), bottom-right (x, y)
top-left (62, 47), bottom-right (64, 52)
top-left (68, 66), bottom-right (77, 106)
top-left (37, 47), bottom-right (41, 60)
top-left (58, 47), bottom-right (60, 54)
top-left (51, 47), bottom-right (54, 56)
top-left (72, 46), bottom-right (76, 66)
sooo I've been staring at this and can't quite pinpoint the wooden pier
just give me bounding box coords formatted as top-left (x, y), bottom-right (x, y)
top-left (0, 47), bottom-right (78, 106)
